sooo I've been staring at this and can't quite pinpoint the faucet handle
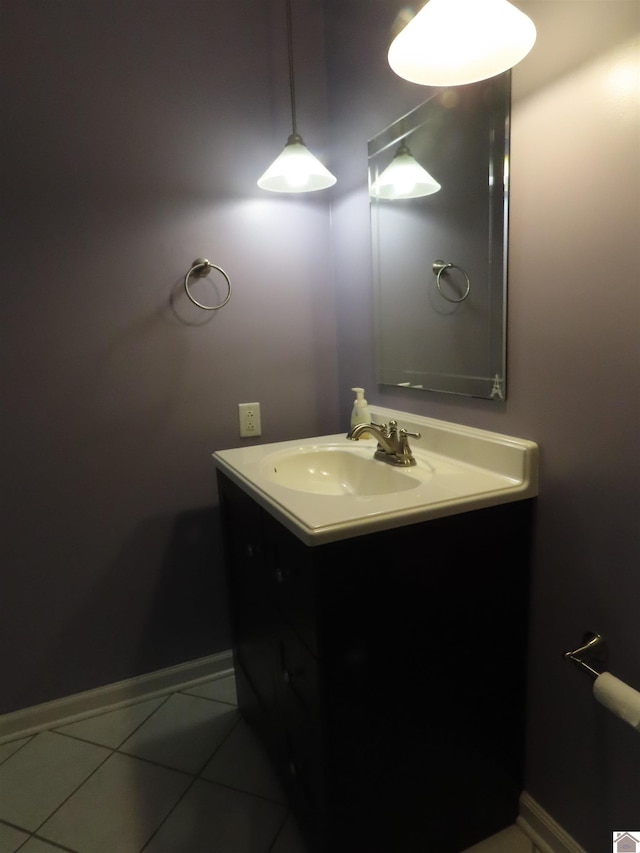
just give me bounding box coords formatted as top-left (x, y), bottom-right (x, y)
top-left (400, 428), bottom-right (421, 439)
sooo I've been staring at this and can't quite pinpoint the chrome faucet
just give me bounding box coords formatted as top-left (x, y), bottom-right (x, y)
top-left (346, 419), bottom-right (421, 467)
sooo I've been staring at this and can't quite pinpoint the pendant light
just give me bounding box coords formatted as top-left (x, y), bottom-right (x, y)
top-left (258, 0), bottom-right (336, 193)
top-left (370, 142), bottom-right (441, 200)
top-left (388, 0), bottom-right (536, 87)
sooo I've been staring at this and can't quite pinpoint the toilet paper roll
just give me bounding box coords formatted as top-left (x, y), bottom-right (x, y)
top-left (593, 672), bottom-right (640, 731)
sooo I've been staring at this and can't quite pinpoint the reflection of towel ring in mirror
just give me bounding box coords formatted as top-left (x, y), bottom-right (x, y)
top-left (432, 260), bottom-right (471, 303)
top-left (184, 258), bottom-right (232, 310)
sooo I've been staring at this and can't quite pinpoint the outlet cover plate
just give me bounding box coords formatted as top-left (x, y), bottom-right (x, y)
top-left (239, 402), bottom-right (261, 438)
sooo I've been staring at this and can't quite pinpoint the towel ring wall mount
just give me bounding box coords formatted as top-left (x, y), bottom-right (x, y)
top-left (432, 260), bottom-right (471, 303)
top-left (184, 258), bottom-right (232, 311)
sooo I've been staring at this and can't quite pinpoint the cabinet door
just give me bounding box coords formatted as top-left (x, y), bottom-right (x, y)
top-left (276, 622), bottom-right (322, 817)
top-left (263, 514), bottom-right (318, 657)
top-left (218, 475), bottom-right (280, 727)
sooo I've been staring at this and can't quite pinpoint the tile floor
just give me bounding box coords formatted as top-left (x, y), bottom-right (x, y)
top-left (0, 673), bottom-right (534, 853)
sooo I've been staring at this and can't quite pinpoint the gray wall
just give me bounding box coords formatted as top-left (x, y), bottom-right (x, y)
top-left (0, 0), bottom-right (339, 713)
top-left (327, 2), bottom-right (640, 850)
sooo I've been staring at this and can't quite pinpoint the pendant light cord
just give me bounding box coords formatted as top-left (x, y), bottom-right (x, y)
top-left (285, 0), bottom-right (298, 138)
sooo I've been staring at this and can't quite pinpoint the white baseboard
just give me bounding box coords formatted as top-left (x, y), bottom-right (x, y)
top-left (518, 792), bottom-right (588, 853)
top-left (0, 649), bottom-right (234, 744)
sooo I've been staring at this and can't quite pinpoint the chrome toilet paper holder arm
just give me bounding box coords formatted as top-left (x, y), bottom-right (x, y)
top-left (564, 632), bottom-right (609, 679)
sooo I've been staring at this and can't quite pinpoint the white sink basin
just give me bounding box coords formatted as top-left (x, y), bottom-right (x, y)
top-left (213, 406), bottom-right (538, 545)
top-left (260, 445), bottom-right (424, 496)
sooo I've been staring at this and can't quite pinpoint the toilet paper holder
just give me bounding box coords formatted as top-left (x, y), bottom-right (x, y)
top-left (565, 633), bottom-right (640, 732)
top-left (564, 632), bottom-right (609, 679)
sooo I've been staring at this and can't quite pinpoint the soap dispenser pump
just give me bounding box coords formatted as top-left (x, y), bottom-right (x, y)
top-left (350, 387), bottom-right (372, 438)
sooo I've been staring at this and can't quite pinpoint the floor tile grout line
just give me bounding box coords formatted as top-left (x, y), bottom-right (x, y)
top-left (173, 690), bottom-right (240, 709)
top-left (0, 734), bottom-right (35, 766)
top-left (0, 676), bottom-right (236, 752)
top-left (1, 680), bottom-right (295, 853)
top-left (136, 773), bottom-right (292, 853)
top-left (50, 688), bottom-right (239, 757)
top-left (180, 694), bottom-right (238, 707)
top-left (52, 691), bottom-right (174, 750)
top-left (15, 831), bottom-right (79, 853)
top-left (268, 810), bottom-right (294, 853)
top-left (192, 710), bottom-right (292, 807)
top-left (111, 745), bottom-right (201, 776)
top-left (43, 706), bottom-right (287, 807)
top-left (192, 710), bottom-right (243, 775)
top-left (137, 773), bottom-right (200, 853)
top-left (11, 733), bottom-right (201, 852)
top-left (29, 743), bottom-right (116, 840)
top-left (18, 727), bottom-right (205, 851)
top-left (111, 696), bottom-right (242, 777)
top-left (135, 698), bottom-right (270, 853)
top-left (180, 684), bottom-right (237, 696)
top-left (0, 816), bottom-right (40, 836)
top-left (48, 709), bottom-right (242, 782)
top-left (195, 774), bottom-right (292, 808)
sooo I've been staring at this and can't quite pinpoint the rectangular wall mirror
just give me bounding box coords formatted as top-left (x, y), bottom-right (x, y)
top-left (369, 72), bottom-right (511, 400)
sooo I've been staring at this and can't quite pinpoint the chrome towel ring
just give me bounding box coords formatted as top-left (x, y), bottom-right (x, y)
top-left (432, 260), bottom-right (471, 303)
top-left (184, 258), bottom-right (232, 311)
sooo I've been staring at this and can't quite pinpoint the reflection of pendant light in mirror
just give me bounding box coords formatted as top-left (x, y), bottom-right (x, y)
top-left (370, 143), bottom-right (441, 199)
top-left (388, 0), bottom-right (536, 87)
top-left (258, 0), bottom-right (336, 193)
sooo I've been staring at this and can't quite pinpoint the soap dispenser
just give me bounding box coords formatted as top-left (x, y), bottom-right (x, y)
top-left (350, 387), bottom-right (372, 438)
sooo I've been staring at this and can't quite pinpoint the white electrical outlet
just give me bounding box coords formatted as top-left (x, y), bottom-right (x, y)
top-left (238, 402), bottom-right (262, 438)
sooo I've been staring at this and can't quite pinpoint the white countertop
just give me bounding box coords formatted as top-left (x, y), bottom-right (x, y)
top-left (213, 407), bottom-right (538, 546)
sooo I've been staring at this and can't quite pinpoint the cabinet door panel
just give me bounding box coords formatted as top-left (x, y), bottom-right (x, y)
top-left (279, 674), bottom-right (322, 815)
top-left (219, 475), bottom-right (279, 722)
top-left (265, 517), bottom-right (318, 656)
top-left (278, 622), bottom-right (319, 721)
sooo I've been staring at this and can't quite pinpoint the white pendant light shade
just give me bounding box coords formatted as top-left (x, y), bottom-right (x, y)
top-left (370, 143), bottom-right (441, 199)
top-left (258, 133), bottom-right (337, 193)
top-left (258, 0), bottom-right (336, 194)
top-left (388, 0), bottom-right (536, 87)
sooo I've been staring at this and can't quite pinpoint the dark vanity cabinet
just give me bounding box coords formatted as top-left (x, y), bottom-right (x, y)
top-left (217, 471), bottom-right (533, 853)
